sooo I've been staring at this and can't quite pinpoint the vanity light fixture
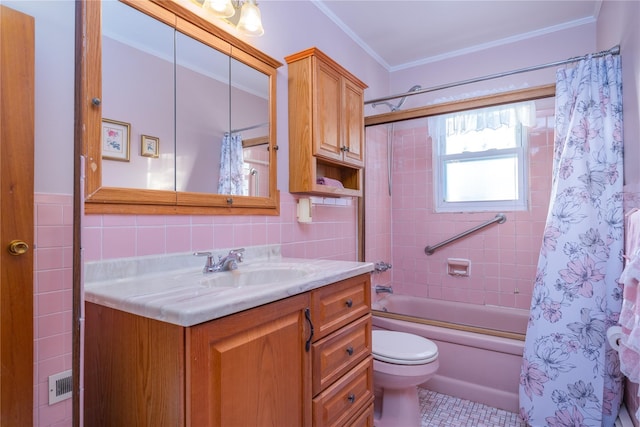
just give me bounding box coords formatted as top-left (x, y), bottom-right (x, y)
top-left (202, 0), bottom-right (265, 37)
top-left (203, 0), bottom-right (235, 18)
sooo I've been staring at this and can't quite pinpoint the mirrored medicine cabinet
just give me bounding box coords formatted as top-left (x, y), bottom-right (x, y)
top-left (77, 0), bottom-right (282, 215)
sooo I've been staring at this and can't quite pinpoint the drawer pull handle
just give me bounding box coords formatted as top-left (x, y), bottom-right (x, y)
top-left (345, 299), bottom-right (353, 308)
top-left (304, 308), bottom-right (314, 352)
top-left (347, 393), bottom-right (356, 403)
top-left (346, 346), bottom-right (354, 356)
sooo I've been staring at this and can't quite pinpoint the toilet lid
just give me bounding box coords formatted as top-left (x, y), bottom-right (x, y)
top-left (372, 330), bottom-right (438, 365)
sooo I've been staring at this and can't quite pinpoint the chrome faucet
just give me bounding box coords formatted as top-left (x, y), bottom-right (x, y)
top-left (194, 248), bottom-right (245, 273)
top-left (374, 261), bottom-right (392, 273)
top-left (375, 285), bottom-right (393, 294)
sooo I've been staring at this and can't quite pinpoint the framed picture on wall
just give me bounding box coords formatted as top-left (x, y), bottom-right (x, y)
top-left (101, 118), bottom-right (130, 161)
top-left (141, 135), bottom-right (159, 158)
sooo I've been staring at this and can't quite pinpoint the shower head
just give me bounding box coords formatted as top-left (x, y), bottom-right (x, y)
top-left (393, 85), bottom-right (422, 111)
top-left (371, 84), bottom-right (422, 112)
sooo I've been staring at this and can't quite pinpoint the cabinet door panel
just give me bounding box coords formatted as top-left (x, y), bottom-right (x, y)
top-left (188, 293), bottom-right (311, 427)
top-left (342, 79), bottom-right (364, 166)
top-left (314, 61), bottom-right (342, 161)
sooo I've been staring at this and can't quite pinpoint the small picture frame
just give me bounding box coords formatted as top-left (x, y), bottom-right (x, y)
top-left (101, 119), bottom-right (130, 161)
top-left (141, 135), bottom-right (160, 158)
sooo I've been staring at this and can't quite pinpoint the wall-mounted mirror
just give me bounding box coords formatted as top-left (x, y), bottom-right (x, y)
top-left (79, 0), bottom-right (281, 215)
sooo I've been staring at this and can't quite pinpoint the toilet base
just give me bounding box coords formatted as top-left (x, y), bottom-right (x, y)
top-left (374, 385), bottom-right (420, 427)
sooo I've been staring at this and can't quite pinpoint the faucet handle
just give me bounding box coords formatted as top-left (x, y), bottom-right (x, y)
top-left (194, 252), bottom-right (215, 271)
top-left (230, 248), bottom-right (245, 262)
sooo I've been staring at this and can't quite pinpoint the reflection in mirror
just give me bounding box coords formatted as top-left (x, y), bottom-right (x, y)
top-left (101, 0), bottom-right (272, 197)
top-left (231, 58), bottom-right (270, 197)
top-left (101, 0), bottom-right (176, 190)
top-left (175, 31), bottom-right (230, 193)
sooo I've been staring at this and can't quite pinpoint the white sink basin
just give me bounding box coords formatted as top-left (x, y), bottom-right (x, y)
top-left (198, 263), bottom-right (316, 288)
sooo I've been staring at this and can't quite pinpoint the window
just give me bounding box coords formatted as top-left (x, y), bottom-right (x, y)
top-left (430, 101), bottom-right (533, 212)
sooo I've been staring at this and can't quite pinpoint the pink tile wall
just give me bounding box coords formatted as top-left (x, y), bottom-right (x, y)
top-left (34, 193), bottom-right (74, 427)
top-left (83, 192), bottom-right (358, 263)
top-left (365, 103), bottom-right (555, 310)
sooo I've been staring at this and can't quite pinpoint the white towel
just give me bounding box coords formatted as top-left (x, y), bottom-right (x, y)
top-left (619, 254), bottom-right (640, 379)
top-left (619, 209), bottom-right (640, 420)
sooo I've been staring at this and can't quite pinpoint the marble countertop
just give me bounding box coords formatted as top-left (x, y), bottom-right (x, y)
top-left (84, 245), bottom-right (374, 327)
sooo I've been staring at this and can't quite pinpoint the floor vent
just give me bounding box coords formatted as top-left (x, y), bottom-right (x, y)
top-left (48, 370), bottom-right (72, 405)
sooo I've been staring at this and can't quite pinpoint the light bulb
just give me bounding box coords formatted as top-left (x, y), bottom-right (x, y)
top-left (203, 0), bottom-right (235, 18)
top-left (236, 0), bottom-right (264, 37)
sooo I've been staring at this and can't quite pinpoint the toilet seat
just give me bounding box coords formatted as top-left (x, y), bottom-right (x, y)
top-left (372, 330), bottom-right (438, 365)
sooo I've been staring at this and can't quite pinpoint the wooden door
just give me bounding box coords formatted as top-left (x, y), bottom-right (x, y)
top-left (342, 78), bottom-right (365, 167)
top-left (188, 293), bottom-right (312, 427)
top-left (0, 5), bottom-right (35, 426)
top-left (314, 60), bottom-right (343, 162)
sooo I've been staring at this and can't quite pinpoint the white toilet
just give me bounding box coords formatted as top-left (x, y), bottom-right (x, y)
top-left (372, 330), bottom-right (439, 427)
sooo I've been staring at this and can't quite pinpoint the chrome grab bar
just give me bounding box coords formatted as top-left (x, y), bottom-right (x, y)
top-left (424, 213), bottom-right (506, 256)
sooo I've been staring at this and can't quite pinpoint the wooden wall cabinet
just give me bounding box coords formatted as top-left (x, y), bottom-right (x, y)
top-left (85, 274), bottom-right (372, 427)
top-left (286, 47), bottom-right (368, 197)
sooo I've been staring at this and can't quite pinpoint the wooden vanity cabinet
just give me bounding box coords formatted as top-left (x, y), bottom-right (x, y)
top-left (84, 274), bottom-right (372, 427)
top-left (188, 292), bottom-right (312, 427)
top-left (286, 47), bottom-right (368, 197)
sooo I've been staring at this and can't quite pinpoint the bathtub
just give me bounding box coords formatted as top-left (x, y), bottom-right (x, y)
top-left (372, 294), bottom-right (529, 413)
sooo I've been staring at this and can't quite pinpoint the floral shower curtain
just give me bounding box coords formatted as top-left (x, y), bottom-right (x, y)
top-left (217, 132), bottom-right (245, 195)
top-left (519, 54), bottom-right (624, 426)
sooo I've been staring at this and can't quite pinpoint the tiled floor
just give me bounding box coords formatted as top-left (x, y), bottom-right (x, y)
top-left (418, 388), bottom-right (526, 427)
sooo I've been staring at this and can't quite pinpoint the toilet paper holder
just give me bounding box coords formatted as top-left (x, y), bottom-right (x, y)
top-left (607, 325), bottom-right (624, 351)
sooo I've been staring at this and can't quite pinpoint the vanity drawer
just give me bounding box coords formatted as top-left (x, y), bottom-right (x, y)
top-left (311, 274), bottom-right (371, 340)
top-left (345, 402), bottom-right (374, 427)
top-left (312, 356), bottom-right (373, 427)
top-left (312, 314), bottom-right (371, 395)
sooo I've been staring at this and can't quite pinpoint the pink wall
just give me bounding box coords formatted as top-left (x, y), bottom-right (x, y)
top-left (365, 100), bottom-right (554, 310)
top-left (82, 193), bottom-right (358, 262)
top-left (33, 194), bottom-right (74, 427)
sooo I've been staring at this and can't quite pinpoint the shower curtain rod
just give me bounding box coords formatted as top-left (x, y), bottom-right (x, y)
top-left (364, 45), bottom-right (620, 106)
top-left (229, 122), bottom-right (269, 134)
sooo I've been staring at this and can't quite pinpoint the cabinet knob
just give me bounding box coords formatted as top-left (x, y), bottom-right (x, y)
top-left (347, 393), bottom-right (356, 403)
top-left (345, 299), bottom-right (353, 308)
top-left (346, 346), bottom-right (354, 356)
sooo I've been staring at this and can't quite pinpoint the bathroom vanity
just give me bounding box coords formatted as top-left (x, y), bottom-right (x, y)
top-left (84, 248), bottom-right (374, 426)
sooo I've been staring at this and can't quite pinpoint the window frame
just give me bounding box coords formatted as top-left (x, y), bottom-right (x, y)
top-left (432, 118), bottom-right (529, 213)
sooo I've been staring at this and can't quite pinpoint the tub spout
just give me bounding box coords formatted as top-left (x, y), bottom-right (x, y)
top-left (375, 285), bottom-right (393, 294)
